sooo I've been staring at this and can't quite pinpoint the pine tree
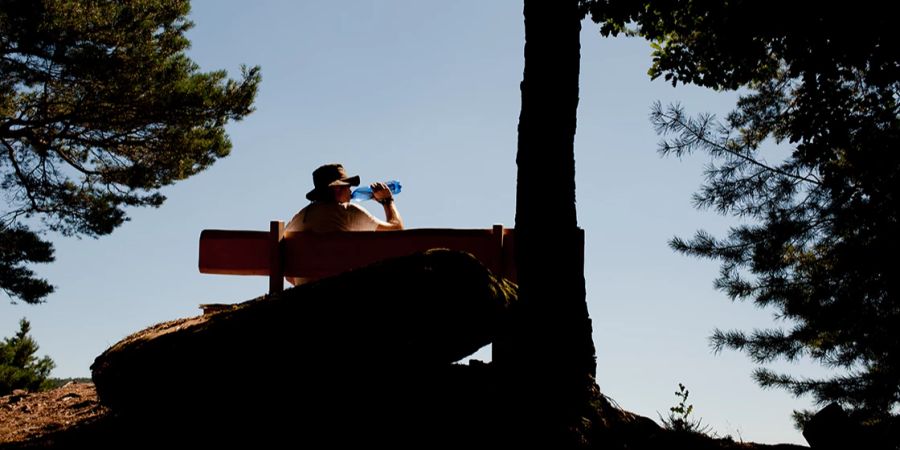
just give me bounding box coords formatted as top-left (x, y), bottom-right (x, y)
top-left (585, 0), bottom-right (899, 433)
top-left (1, 0), bottom-right (260, 303)
top-left (0, 318), bottom-right (55, 395)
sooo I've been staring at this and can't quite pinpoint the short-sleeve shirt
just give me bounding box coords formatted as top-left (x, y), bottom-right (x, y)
top-left (285, 201), bottom-right (380, 233)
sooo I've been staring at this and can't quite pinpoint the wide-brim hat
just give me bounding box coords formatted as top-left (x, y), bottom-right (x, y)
top-left (306, 163), bottom-right (360, 201)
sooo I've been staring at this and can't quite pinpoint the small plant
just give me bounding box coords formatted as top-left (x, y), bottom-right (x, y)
top-left (660, 383), bottom-right (711, 434)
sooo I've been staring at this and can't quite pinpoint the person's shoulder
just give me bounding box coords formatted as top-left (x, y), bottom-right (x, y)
top-left (285, 207), bottom-right (306, 231)
top-left (286, 202), bottom-right (321, 229)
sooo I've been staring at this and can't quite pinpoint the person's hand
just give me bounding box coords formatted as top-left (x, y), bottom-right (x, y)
top-left (371, 182), bottom-right (393, 204)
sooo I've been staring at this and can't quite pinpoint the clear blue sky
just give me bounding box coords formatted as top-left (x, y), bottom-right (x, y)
top-left (1, 1), bottom-right (831, 444)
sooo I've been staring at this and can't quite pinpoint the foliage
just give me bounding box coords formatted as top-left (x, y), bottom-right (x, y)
top-left (0, 226), bottom-right (54, 303)
top-left (1, 0), bottom-right (260, 303)
top-left (44, 376), bottom-right (92, 389)
top-left (1, 318), bottom-right (55, 395)
top-left (660, 383), bottom-right (710, 435)
top-left (585, 0), bottom-right (900, 430)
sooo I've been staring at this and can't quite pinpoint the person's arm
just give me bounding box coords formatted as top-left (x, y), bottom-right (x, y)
top-left (371, 182), bottom-right (403, 231)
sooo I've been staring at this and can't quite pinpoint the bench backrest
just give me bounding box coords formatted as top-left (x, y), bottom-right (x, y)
top-left (199, 222), bottom-right (516, 293)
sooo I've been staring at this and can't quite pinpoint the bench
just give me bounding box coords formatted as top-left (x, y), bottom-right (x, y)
top-left (199, 221), bottom-right (517, 295)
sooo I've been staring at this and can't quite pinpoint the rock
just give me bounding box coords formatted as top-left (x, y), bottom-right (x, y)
top-left (803, 403), bottom-right (869, 449)
top-left (803, 402), bottom-right (898, 449)
top-left (8, 390), bottom-right (29, 404)
top-left (90, 249), bottom-right (515, 446)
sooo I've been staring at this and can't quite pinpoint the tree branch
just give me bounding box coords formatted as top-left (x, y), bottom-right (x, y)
top-left (2, 139), bottom-right (43, 213)
top-left (659, 107), bottom-right (824, 187)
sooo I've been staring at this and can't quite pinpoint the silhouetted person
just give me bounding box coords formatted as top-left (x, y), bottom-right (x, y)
top-left (285, 163), bottom-right (403, 284)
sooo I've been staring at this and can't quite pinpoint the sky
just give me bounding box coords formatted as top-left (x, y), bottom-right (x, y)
top-left (0, 1), bottom-right (832, 445)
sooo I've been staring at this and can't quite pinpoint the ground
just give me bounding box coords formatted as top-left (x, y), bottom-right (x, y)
top-left (0, 382), bottom-right (106, 446)
top-left (0, 382), bottom-right (811, 450)
top-left (0, 251), bottom-right (813, 449)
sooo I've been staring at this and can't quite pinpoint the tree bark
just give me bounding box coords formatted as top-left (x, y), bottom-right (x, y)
top-left (505, 0), bottom-right (597, 445)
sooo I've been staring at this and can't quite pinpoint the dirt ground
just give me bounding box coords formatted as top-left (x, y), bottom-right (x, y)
top-left (0, 380), bottom-right (811, 450)
top-left (0, 382), bottom-right (107, 446)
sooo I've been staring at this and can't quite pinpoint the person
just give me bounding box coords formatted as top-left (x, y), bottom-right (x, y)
top-left (285, 163), bottom-right (403, 233)
top-left (284, 163), bottom-right (403, 285)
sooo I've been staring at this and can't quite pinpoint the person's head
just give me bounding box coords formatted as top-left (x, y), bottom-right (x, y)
top-left (306, 163), bottom-right (360, 203)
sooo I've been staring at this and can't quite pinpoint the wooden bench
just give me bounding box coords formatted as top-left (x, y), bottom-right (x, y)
top-left (199, 221), bottom-right (517, 295)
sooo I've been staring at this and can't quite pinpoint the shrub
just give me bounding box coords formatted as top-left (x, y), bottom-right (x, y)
top-left (0, 318), bottom-right (55, 395)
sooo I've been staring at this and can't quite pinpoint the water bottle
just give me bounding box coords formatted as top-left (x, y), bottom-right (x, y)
top-left (351, 180), bottom-right (402, 202)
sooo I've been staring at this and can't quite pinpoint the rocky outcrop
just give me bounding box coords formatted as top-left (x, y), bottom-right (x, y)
top-left (68, 248), bottom-right (813, 449)
top-left (90, 249), bottom-right (515, 446)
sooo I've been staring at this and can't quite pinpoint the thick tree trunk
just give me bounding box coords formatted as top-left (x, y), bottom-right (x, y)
top-left (505, 0), bottom-right (597, 446)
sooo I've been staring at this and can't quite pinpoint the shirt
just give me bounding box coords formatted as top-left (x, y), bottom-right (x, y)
top-left (285, 201), bottom-right (381, 233)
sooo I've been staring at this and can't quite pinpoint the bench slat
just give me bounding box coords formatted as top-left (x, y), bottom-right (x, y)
top-left (198, 230), bottom-right (271, 275)
top-left (282, 229), bottom-right (502, 279)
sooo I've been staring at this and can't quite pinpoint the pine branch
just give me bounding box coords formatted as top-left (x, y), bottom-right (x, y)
top-left (653, 102), bottom-right (823, 187)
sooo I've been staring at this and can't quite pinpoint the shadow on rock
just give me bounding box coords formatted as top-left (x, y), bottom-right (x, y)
top-left (90, 249), bottom-right (514, 447)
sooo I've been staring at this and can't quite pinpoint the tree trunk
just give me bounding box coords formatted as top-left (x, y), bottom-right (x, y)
top-left (505, 0), bottom-right (597, 446)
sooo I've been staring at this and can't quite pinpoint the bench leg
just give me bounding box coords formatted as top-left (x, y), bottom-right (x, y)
top-left (269, 221), bottom-right (285, 295)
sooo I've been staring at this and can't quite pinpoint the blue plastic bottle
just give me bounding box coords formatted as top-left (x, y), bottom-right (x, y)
top-left (350, 180), bottom-right (402, 202)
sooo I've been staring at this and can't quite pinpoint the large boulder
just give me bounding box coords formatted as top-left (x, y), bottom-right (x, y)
top-left (90, 249), bottom-right (515, 446)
